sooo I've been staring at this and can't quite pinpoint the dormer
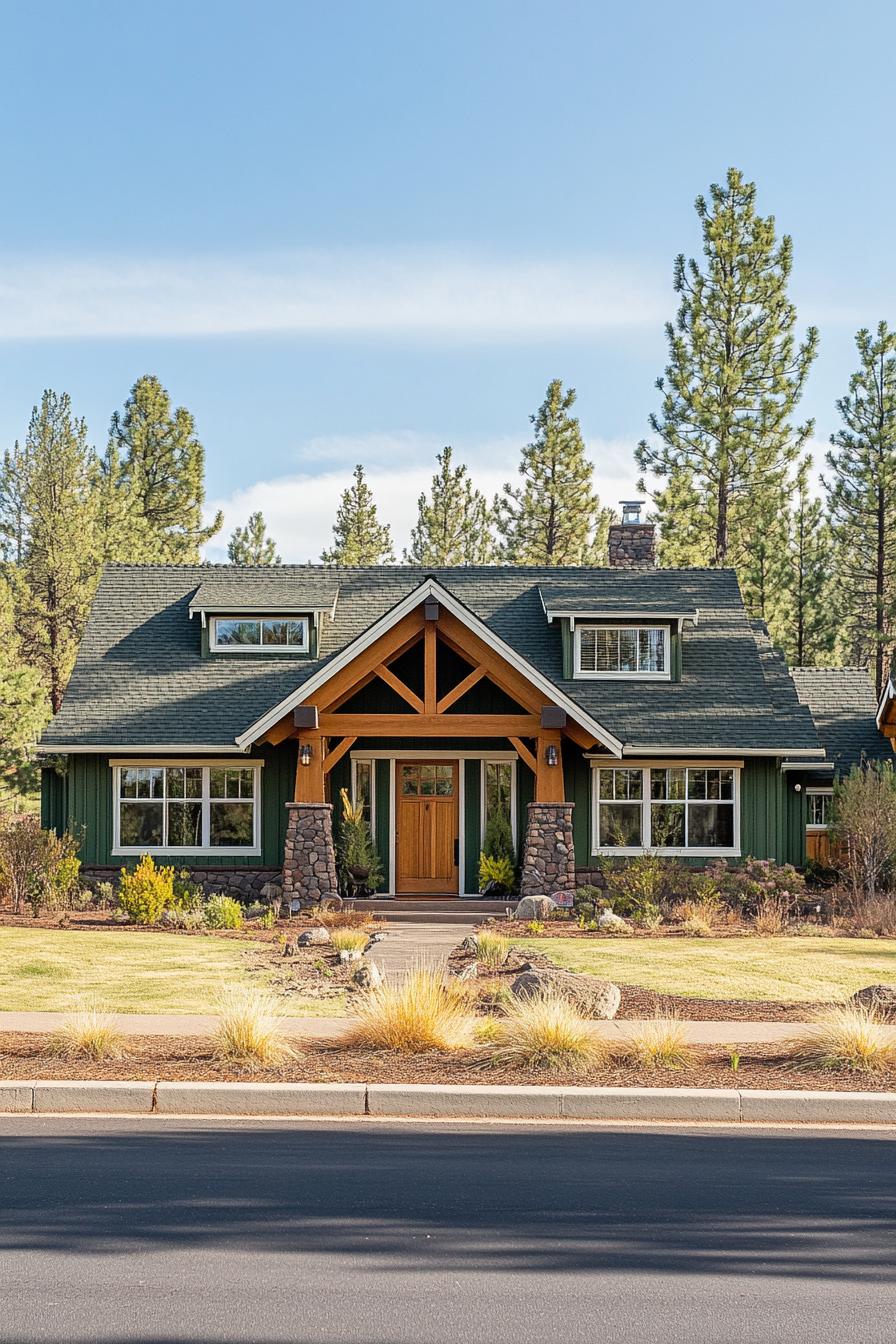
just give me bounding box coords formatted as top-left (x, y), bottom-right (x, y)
top-left (188, 575), bottom-right (339, 659)
top-left (540, 588), bottom-right (699, 682)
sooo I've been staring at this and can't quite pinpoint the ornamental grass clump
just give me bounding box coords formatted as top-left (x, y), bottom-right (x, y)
top-left (213, 985), bottom-right (295, 1066)
top-left (344, 967), bottom-right (473, 1053)
top-left (330, 927), bottom-right (369, 954)
top-left (785, 1003), bottom-right (896, 1074)
top-left (49, 1001), bottom-right (126, 1061)
top-left (489, 992), bottom-right (604, 1073)
top-left (622, 1017), bottom-right (696, 1071)
top-left (474, 930), bottom-right (510, 969)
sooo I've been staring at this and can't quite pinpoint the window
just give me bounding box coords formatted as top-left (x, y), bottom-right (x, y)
top-left (807, 790), bottom-right (832, 829)
top-left (400, 763), bottom-right (455, 796)
top-left (483, 760), bottom-right (516, 848)
top-left (352, 759), bottom-right (375, 830)
top-left (576, 625), bottom-right (668, 677)
top-left (211, 617), bottom-right (309, 651)
top-left (116, 765), bottom-right (259, 853)
top-left (592, 765), bottom-right (739, 854)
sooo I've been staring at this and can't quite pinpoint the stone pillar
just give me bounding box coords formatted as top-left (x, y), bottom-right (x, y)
top-left (519, 802), bottom-right (576, 903)
top-left (282, 802), bottom-right (339, 904)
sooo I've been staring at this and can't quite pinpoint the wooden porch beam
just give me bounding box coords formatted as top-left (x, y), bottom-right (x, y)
top-left (293, 732), bottom-right (326, 802)
top-left (534, 730), bottom-right (565, 802)
top-left (424, 620), bottom-right (437, 714)
top-left (318, 713), bottom-right (540, 737)
top-left (374, 663), bottom-right (424, 714)
top-left (508, 735), bottom-right (537, 775)
top-left (322, 736), bottom-right (357, 775)
top-left (436, 664), bottom-right (486, 713)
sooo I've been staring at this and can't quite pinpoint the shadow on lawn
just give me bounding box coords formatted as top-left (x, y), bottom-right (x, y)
top-left (0, 1123), bottom-right (894, 1284)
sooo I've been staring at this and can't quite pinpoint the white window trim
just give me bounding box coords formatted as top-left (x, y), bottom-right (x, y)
top-left (806, 787), bottom-right (833, 831)
top-left (209, 615), bottom-right (310, 653)
top-left (480, 757), bottom-right (518, 850)
top-left (590, 762), bottom-right (741, 858)
top-left (112, 763), bottom-right (262, 856)
top-left (350, 757), bottom-right (377, 836)
top-left (574, 623), bottom-right (671, 680)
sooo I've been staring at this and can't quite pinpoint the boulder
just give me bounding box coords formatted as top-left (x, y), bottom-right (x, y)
top-left (455, 961), bottom-right (479, 981)
top-left (339, 948), bottom-right (363, 964)
top-left (352, 961), bottom-right (384, 990)
top-left (297, 926), bottom-right (331, 947)
top-left (510, 967), bottom-right (621, 1019)
top-left (597, 909), bottom-right (628, 932)
top-left (460, 934), bottom-right (480, 953)
top-left (513, 895), bottom-right (558, 922)
top-left (260, 881), bottom-right (282, 902)
top-left (850, 984), bottom-right (896, 1022)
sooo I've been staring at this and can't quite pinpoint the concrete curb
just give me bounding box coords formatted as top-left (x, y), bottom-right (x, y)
top-left (2, 1080), bottom-right (896, 1124)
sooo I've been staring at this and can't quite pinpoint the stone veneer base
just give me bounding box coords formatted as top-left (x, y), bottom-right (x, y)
top-left (518, 801), bottom-right (576, 902)
top-left (281, 802), bottom-right (339, 904)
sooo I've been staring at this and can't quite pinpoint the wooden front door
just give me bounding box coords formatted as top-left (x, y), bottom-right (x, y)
top-left (395, 761), bottom-right (459, 895)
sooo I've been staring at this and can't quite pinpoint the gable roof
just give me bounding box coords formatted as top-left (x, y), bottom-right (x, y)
top-left (39, 563), bottom-right (822, 757)
top-left (189, 573), bottom-right (339, 617)
top-left (791, 667), bottom-right (892, 774)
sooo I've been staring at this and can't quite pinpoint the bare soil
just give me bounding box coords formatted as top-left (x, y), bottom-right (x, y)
top-left (2, 1032), bottom-right (893, 1091)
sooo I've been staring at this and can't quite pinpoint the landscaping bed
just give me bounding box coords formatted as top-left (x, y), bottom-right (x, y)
top-left (3, 1031), bottom-right (895, 1092)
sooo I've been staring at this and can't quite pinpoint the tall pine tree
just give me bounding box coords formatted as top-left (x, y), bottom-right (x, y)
top-left (227, 511), bottom-right (281, 564)
top-left (778, 464), bottom-right (837, 667)
top-left (636, 168), bottom-right (818, 570)
top-left (0, 571), bottom-right (49, 801)
top-left (108, 375), bottom-right (222, 562)
top-left (404, 447), bottom-right (494, 564)
top-left (14, 391), bottom-right (100, 712)
top-left (495, 379), bottom-right (610, 565)
top-left (321, 465), bottom-right (395, 564)
top-left (825, 322), bottom-right (896, 694)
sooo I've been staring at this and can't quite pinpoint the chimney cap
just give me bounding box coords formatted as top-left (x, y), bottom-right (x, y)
top-left (620, 500), bottom-right (645, 524)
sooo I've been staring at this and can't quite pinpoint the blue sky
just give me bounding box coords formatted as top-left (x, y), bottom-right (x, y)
top-left (2, 0), bottom-right (894, 560)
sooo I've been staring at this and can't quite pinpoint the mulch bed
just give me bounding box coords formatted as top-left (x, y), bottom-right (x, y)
top-left (2, 1032), bottom-right (894, 1092)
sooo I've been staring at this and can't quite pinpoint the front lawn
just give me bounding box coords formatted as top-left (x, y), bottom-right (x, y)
top-left (0, 928), bottom-right (342, 1015)
top-left (517, 936), bottom-right (896, 1002)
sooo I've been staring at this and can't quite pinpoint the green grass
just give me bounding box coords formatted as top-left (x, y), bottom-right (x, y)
top-left (0, 929), bottom-right (344, 1015)
top-left (517, 936), bottom-right (896, 1003)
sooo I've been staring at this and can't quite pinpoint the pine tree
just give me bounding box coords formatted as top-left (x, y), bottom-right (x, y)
top-left (636, 167), bottom-right (818, 569)
top-left (778, 465), bottom-right (837, 667)
top-left (494, 379), bottom-right (610, 565)
top-left (825, 322), bottom-right (896, 694)
top-left (227, 511), bottom-right (281, 565)
top-left (404, 447), bottom-right (494, 564)
top-left (321, 465), bottom-right (395, 565)
top-left (108, 375), bottom-right (222, 562)
top-left (0, 439), bottom-right (32, 564)
top-left (14, 391), bottom-right (101, 712)
top-left (0, 571), bottom-right (49, 801)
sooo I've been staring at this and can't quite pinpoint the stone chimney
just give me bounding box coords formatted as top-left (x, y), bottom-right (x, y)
top-left (608, 500), bottom-right (655, 568)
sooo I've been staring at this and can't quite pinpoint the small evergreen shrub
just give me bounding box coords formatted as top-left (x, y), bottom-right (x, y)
top-left (478, 852), bottom-right (515, 892)
top-left (169, 870), bottom-right (204, 912)
top-left (203, 894), bottom-right (244, 929)
top-left (335, 788), bottom-right (384, 891)
top-left (117, 855), bottom-right (174, 925)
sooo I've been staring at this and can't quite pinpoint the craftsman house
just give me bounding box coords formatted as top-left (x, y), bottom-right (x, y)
top-left (38, 508), bottom-right (868, 902)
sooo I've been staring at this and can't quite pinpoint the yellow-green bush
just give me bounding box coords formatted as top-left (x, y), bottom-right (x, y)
top-left (204, 894), bottom-right (244, 929)
top-left (117, 855), bottom-right (174, 925)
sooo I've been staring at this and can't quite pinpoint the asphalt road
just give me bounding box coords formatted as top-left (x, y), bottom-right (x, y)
top-left (0, 1118), bottom-right (894, 1344)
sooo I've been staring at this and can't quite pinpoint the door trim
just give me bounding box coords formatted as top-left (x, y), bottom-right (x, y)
top-left (394, 758), bottom-right (460, 896)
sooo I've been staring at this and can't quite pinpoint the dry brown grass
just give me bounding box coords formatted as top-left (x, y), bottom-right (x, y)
top-left (754, 898), bottom-right (790, 936)
top-left (343, 967), bottom-right (474, 1053)
top-left (312, 907), bottom-right (377, 930)
top-left (48, 1002), bottom-right (126, 1061)
top-left (488, 992), bottom-right (605, 1073)
top-left (213, 985), bottom-right (296, 1065)
top-left (620, 1017), bottom-right (696, 1070)
top-left (785, 1003), bottom-right (896, 1073)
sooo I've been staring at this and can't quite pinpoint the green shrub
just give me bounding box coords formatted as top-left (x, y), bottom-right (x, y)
top-left (335, 788), bottom-right (384, 891)
top-left (0, 815), bottom-right (82, 916)
top-left (258, 907), bottom-right (275, 929)
top-left (705, 857), bottom-right (805, 916)
top-left (92, 881), bottom-right (116, 909)
top-left (479, 852), bottom-right (515, 892)
top-left (204, 894), bottom-right (244, 929)
top-left (117, 855), bottom-right (174, 925)
top-left (169, 870), bottom-right (204, 912)
top-left (482, 809), bottom-right (515, 866)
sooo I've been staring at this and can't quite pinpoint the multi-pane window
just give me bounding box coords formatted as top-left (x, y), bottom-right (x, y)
top-left (807, 791), bottom-right (832, 828)
top-left (577, 626), bottom-right (667, 676)
top-left (117, 765), bottom-right (258, 851)
top-left (400, 763), bottom-right (455, 796)
top-left (593, 766), bottom-right (738, 853)
top-left (483, 760), bottom-right (515, 845)
top-left (212, 617), bottom-right (309, 651)
top-left (352, 759), bottom-right (375, 829)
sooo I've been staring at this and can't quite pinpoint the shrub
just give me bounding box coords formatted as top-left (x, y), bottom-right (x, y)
top-left (621, 1018), bottom-right (695, 1070)
top-left (681, 911), bottom-right (714, 937)
top-left (257, 907), bottom-right (275, 930)
top-left (478, 852), bottom-right (515, 893)
top-left (841, 895), bottom-right (896, 937)
top-left (474, 930), bottom-right (510, 969)
top-left (489, 993), bottom-right (604, 1073)
top-left (482, 808), bottom-right (515, 866)
top-left (0, 815), bottom-right (82, 915)
top-left (344, 967), bottom-right (473, 1052)
top-left (49, 1001), bottom-right (125, 1061)
top-left (312, 906), bottom-right (376, 929)
top-left (831, 763), bottom-right (896, 900)
top-left (92, 881), bottom-right (116, 910)
top-left (754, 896), bottom-right (790, 935)
top-left (117, 855), bottom-right (173, 925)
top-left (330, 927), bottom-right (368, 953)
top-left (786, 1003), bottom-right (896, 1073)
top-left (213, 985), bottom-right (295, 1065)
top-left (704, 857), bottom-right (805, 917)
top-left (169, 870), bottom-right (204, 912)
top-left (526, 919), bottom-right (545, 934)
top-left (160, 907), bottom-right (205, 930)
top-left (204, 894), bottom-right (244, 929)
top-left (335, 788), bottom-right (384, 892)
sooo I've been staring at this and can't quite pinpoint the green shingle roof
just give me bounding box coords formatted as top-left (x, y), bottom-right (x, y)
top-left (189, 573), bottom-right (339, 614)
top-left (791, 667), bottom-right (892, 774)
top-left (40, 563), bottom-right (821, 755)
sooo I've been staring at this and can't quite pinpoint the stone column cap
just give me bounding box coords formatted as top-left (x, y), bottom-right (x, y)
top-left (285, 801), bottom-right (333, 811)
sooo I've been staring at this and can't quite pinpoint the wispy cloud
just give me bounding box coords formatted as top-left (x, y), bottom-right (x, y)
top-left (0, 248), bottom-right (667, 342)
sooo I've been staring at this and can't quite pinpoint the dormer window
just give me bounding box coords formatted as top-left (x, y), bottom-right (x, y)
top-left (210, 616), bottom-right (310, 652)
top-left (575, 624), bottom-right (669, 679)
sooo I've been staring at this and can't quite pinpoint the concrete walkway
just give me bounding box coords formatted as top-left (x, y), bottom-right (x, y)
top-left (367, 916), bottom-right (481, 979)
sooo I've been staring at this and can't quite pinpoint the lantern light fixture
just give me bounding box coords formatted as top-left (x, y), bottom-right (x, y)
top-left (299, 743), bottom-right (313, 768)
top-left (545, 744), bottom-right (559, 767)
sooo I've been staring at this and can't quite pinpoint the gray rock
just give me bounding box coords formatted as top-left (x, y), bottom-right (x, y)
top-left (352, 961), bottom-right (384, 989)
top-left (510, 967), bottom-right (621, 1019)
top-left (460, 934), bottom-right (479, 953)
top-left (297, 926), bottom-right (331, 947)
top-left (367, 930), bottom-right (386, 943)
top-left (339, 948), bottom-right (363, 963)
top-left (597, 909), bottom-right (628, 932)
top-left (456, 961), bottom-right (479, 981)
top-left (850, 984), bottom-right (896, 1022)
top-left (513, 895), bottom-right (558, 922)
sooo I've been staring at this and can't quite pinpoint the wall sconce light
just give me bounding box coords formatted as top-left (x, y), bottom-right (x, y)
top-left (545, 744), bottom-right (559, 767)
top-left (299, 743), bottom-right (313, 768)
top-left (794, 783), bottom-right (802, 793)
